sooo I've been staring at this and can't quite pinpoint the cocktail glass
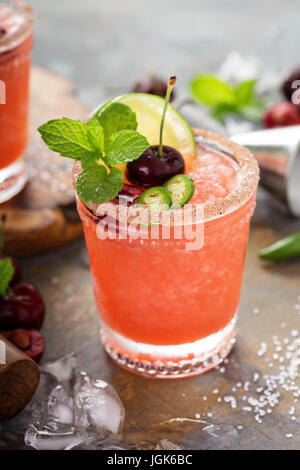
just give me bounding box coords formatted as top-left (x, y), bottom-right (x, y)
top-left (0, 0), bottom-right (33, 203)
top-left (75, 129), bottom-right (259, 379)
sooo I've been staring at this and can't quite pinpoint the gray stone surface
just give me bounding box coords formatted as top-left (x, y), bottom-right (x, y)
top-left (29, 0), bottom-right (300, 108)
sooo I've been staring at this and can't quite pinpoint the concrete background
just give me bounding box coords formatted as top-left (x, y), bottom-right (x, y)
top-left (28, 0), bottom-right (300, 107)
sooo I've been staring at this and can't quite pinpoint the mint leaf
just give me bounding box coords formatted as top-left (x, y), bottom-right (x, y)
top-left (38, 118), bottom-right (93, 160)
top-left (211, 102), bottom-right (238, 121)
top-left (0, 258), bottom-right (14, 297)
top-left (97, 103), bottom-right (138, 150)
top-left (105, 130), bottom-right (149, 165)
top-left (81, 150), bottom-right (101, 170)
top-left (234, 79), bottom-right (256, 106)
top-left (190, 74), bottom-right (266, 123)
top-left (190, 75), bottom-right (236, 107)
top-left (238, 100), bottom-right (266, 122)
top-left (87, 118), bottom-right (104, 153)
top-left (76, 165), bottom-right (123, 204)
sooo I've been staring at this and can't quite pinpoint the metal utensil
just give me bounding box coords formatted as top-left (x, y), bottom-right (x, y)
top-left (232, 125), bottom-right (300, 217)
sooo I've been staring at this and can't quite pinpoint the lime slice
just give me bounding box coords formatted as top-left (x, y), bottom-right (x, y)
top-left (90, 93), bottom-right (197, 171)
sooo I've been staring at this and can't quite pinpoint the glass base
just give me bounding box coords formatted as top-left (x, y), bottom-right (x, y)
top-left (100, 314), bottom-right (237, 379)
top-left (0, 158), bottom-right (27, 204)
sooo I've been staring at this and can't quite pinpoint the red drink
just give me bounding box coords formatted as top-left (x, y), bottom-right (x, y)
top-left (0, 0), bottom-right (33, 202)
top-left (76, 130), bottom-right (259, 378)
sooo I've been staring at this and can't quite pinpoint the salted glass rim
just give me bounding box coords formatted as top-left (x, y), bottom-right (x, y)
top-left (73, 128), bottom-right (260, 225)
top-left (0, 0), bottom-right (33, 54)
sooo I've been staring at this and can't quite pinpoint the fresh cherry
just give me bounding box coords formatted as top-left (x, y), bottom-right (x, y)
top-left (127, 145), bottom-right (185, 187)
top-left (0, 283), bottom-right (45, 330)
top-left (1, 328), bottom-right (45, 362)
top-left (263, 102), bottom-right (300, 128)
top-left (132, 75), bottom-right (175, 101)
top-left (113, 183), bottom-right (145, 205)
top-left (127, 75), bottom-right (184, 187)
top-left (281, 67), bottom-right (300, 101)
top-left (0, 255), bottom-right (22, 286)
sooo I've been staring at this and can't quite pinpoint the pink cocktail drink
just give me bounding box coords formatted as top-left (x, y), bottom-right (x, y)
top-left (0, 0), bottom-right (33, 202)
top-left (76, 129), bottom-right (259, 378)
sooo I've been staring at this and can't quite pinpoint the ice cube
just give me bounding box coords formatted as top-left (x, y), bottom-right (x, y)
top-left (42, 353), bottom-right (77, 384)
top-left (103, 446), bottom-right (126, 450)
top-left (24, 424), bottom-right (86, 451)
top-left (47, 385), bottom-right (73, 426)
top-left (155, 439), bottom-right (181, 450)
top-left (218, 52), bottom-right (260, 85)
top-left (25, 371), bottom-right (60, 423)
top-left (202, 423), bottom-right (240, 448)
top-left (74, 372), bottom-right (125, 435)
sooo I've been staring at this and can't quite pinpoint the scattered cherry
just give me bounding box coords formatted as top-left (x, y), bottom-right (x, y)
top-left (263, 102), bottom-right (300, 128)
top-left (10, 328), bottom-right (31, 350)
top-left (281, 67), bottom-right (300, 101)
top-left (1, 328), bottom-right (45, 362)
top-left (0, 283), bottom-right (45, 330)
top-left (0, 255), bottom-right (22, 286)
top-left (113, 183), bottom-right (145, 205)
top-left (127, 145), bottom-right (185, 187)
top-left (132, 75), bottom-right (175, 101)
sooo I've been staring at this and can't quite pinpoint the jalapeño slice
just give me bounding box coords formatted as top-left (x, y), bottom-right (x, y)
top-left (164, 174), bottom-right (194, 207)
top-left (137, 186), bottom-right (172, 211)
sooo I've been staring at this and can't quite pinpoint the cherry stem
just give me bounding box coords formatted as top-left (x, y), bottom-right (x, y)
top-left (159, 75), bottom-right (176, 158)
top-left (0, 214), bottom-right (6, 255)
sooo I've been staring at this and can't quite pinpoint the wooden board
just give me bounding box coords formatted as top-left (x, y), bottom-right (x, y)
top-left (0, 67), bottom-right (90, 256)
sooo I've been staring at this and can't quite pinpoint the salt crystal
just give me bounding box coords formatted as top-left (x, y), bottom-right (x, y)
top-left (223, 396), bottom-right (237, 409)
top-left (244, 381), bottom-right (250, 391)
top-left (242, 406), bottom-right (252, 412)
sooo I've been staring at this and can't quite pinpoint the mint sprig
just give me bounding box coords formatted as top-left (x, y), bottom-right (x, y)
top-left (38, 103), bottom-right (150, 204)
top-left (0, 257), bottom-right (13, 297)
top-left (190, 75), bottom-right (266, 122)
